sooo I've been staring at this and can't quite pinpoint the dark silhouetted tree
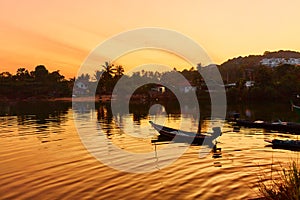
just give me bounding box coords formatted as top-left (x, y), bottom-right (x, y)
top-left (34, 65), bottom-right (49, 82)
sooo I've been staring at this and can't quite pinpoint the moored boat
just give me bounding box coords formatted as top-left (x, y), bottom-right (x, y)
top-left (149, 121), bottom-right (221, 144)
top-left (235, 119), bottom-right (300, 134)
top-left (265, 139), bottom-right (300, 150)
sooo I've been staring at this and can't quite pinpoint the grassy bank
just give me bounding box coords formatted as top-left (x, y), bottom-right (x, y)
top-left (255, 161), bottom-right (300, 200)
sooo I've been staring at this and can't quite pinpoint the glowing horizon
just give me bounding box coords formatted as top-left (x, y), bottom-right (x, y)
top-left (1, 0), bottom-right (300, 78)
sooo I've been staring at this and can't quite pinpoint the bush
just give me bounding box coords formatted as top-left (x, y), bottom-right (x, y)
top-left (255, 161), bottom-right (300, 200)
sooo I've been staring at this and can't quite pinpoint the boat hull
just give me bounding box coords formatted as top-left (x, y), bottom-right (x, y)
top-left (265, 139), bottom-right (300, 150)
top-left (150, 121), bottom-right (220, 144)
top-left (236, 120), bottom-right (300, 134)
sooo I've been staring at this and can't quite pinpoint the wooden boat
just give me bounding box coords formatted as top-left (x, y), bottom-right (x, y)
top-left (265, 139), bottom-right (300, 150)
top-left (235, 119), bottom-right (300, 134)
top-left (149, 121), bottom-right (221, 144)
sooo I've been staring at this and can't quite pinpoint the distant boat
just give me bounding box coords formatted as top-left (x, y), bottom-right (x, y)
top-left (235, 119), bottom-right (300, 134)
top-left (149, 121), bottom-right (221, 144)
top-left (265, 139), bottom-right (300, 150)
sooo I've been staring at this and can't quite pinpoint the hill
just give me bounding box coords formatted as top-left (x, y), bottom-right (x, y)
top-left (219, 50), bottom-right (300, 83)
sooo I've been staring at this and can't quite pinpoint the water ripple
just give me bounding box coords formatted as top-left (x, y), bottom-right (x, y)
top-left (0, 109), bottom-right (299, 199)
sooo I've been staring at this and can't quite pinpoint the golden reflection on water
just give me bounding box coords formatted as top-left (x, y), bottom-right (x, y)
top-left (0, 107), bottom-right (299, 199)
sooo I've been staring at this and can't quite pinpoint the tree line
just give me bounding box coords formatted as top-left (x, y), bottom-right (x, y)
top-left (0, 65), bottom-right (73, 99)
top-left (94, 62), bottom-right (300, 102)
top-left (224, 64), bottom-right (300, 102)
top-left (1, 62), bottom-right (299, 102)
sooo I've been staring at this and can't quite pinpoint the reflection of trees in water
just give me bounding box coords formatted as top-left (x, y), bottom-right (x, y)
top-left (96, 100), bottom-right (205, 124)
top-left (97, 103), bottom-right (113, 123)
top-left (227, 102), bottom-right (299, 122)
top-left (0, 101), bottom-right (70, 127)
top-left (130, 103), bottom-right (150, 124)
top-left (97, 102), bottom-right (179, 124)
top-left (97, 103), bottom-right (114, 137)
top-left (72, 102), bottom-right (94, 115)
top-left (129, 100), bottom-right (181, 123)
top-left (96, 100), bottom-right (215, 135)
top-left (96, 100), bottom-right (190, 123)
top-left (0, 101), bottom-right (71, 141)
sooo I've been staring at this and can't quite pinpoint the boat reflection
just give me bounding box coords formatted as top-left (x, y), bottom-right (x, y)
top-left (212, 144), bottom-right (222, 158)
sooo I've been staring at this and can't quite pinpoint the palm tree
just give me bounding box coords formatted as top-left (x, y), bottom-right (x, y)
top-left (77, 73), bottom-right (90, 81)
top-left (102, 62), bottom-right (115, 79)
top-left (94, 70), bottom-right (104, 81)
top-left (115, 65), bottom-right (124, 78)
top-left (96, 62), bottom-right (116, 95)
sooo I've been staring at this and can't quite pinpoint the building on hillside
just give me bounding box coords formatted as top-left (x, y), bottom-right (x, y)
top-left (176, 82), bottom-right (197, 94)
top-left (73, 80), bottom-right (90, 96)
top-left (260, 58), bottom-right (300, 67)
top-left (225, 83), bottom-right (237, 89)
top-left (245, 81), bottom-right (255, 88)
top-left (151, 86), bottom-right (165, 93)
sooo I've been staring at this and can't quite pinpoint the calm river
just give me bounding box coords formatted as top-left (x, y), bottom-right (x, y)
top-left (0, 100), bottom-right (299, 199)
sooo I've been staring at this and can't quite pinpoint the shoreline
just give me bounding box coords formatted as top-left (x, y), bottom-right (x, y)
top-left (0, 95), bottom-right (101, 102)
top-left (0, 94), bottom-right (293, 104)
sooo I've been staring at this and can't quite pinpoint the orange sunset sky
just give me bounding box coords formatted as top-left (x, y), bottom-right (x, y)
top-left (1, 0), bottom-right (300, 78)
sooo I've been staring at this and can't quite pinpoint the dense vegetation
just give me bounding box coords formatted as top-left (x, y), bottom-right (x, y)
top-left (219, 50), bottom-right (300, 101)
top-left (0, 65), bottom-right (73, 99)
top-left (92, 60), bottom-right (300, 102)
top-left (225, 64), bottom-right (300, 102)
top-left (1, 50), bottom-right (300, 102)
top-left (219, 50), bottom-right (300, 83)
top-left (256, 161), bottom-right (300, 200)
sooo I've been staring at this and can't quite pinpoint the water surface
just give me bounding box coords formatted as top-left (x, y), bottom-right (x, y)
top-left (0, 101), bottom-right (299, 199)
